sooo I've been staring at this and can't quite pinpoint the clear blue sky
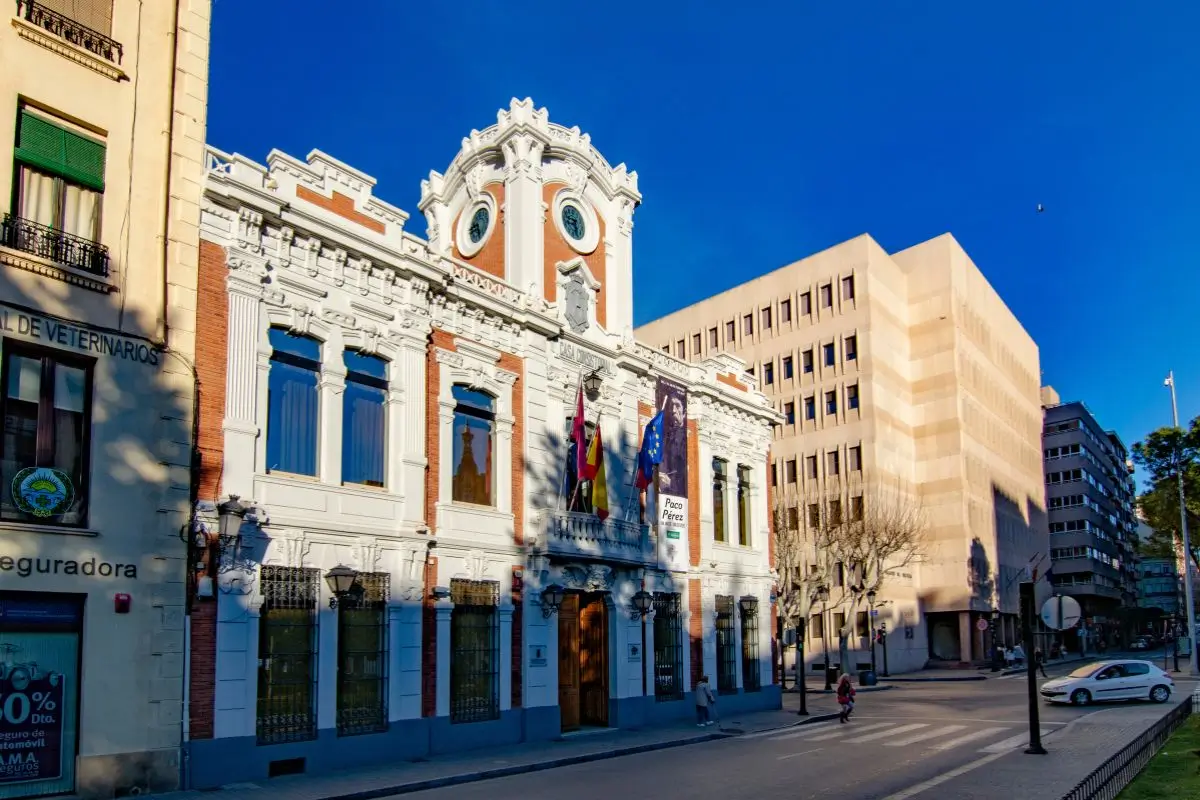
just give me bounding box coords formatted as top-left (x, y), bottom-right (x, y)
top-left (208, 1), bottom-right (1199, 471)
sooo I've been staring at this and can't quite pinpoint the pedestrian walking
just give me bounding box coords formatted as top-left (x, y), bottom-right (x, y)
top-left (1034, 648), bottom-right (1049, 679)
top-left (694, 674), bottom-right (715, 727)
top-left (1004, 647), bottom-right (1014, 668)
top-left (836, 673), bottom-right (856, 723)
top-left (1012, 643), bottom-right (1026, 668)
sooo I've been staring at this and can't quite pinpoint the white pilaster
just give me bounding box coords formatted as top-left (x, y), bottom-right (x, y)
top-left (435, 600), bottom-right (453, 717)
top-left (223, 283), bottom-right (262, 496)
top-left (318, 327), bottom-right (346, 484)
top-left (500, 132), bottom-right (546, 294)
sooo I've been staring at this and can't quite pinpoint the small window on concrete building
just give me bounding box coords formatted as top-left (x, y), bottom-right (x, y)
top-left (820, 284), bottom-right (833, 308)
top-left (845, 335), bottom-right (858, 361)
top-left (780, 299), bottom-right (792, 323)
top-left (800, 292), bottom-right (812, 316)
top-left (842, 275), bottom-right (856, 301)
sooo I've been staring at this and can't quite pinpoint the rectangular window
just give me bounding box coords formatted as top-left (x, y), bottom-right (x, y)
top-left (257, 566), bottom-right (320, 745)
top-left (825, 390), bottom-right (837, 415)
top-left (855, 611), bottom-right (869, 637)
top-left (785, 459), bottom-right (797, 483)
top-left (267, 328), bottom-right (321, 477)
top-left (662, 345), bottom-right (669, 353)
top-left (763, 361), bottom-right (774, 385)
top-left (737, 464), bottom-right (751, 546)
top-left (845, 335), bottom-right (858, 361)
top-left (715, 596), bottom-right (737, 694)
top-left (342, 350), bottom-right (388, 487)
top-left (805, 455), bottom-right (817, 480)
top-left (849, 445), bottom-right (862, 471)
top-left (847, 383), bottom-right (860, 411)
top-left (784, 402), bottom-right (795, 425)
top-left (807, 503), bottom-right (820, 528)
top-left (782, 356), bottom-right (793, 379)
top-left (761, 307), bottom-right (772, 330)
top-left (802, 349), bottom-right (814, 374)
top-left (450, 579), bottom-right (500, 723)
top-left (833, 612), bottom-right (846, 636)
top-left (336, 572), bottom-right (389, 736)
top-left (452, 385), bottom-right (495, 506)
top-left (743, 314), bottom-right (753, 335)
top-left (780, 299), bottom-right (792, 322)
top-left (693, 333), bottom-right (702, 354)
top-left (850, 495), bottom-right (864, 521)
top-left (820, 284), bottom-right (833, 308)
top-left (810, 614), bottom-right (824, 640)
top-left (842, 275), bottom-right (856, 301)
top-left (676, 339), bottom-right (686, 358)
top-left (726, 320), bottom-right (735, 341)
top-left (653, 593), bottom-right (684, 701)
top-left (804, 396), bottom-right (815, 420)
top-left (1, 346), bottom-right (91, 526)
top-left (829, 499), bottom-right (843, 525)
top-left (800, 292), bottom-right (812, 316)
top-left (713, 457), bottom-right (728, 543)
top-left (708, 327), bottom-right (718, 347)
top-left (827, 450), bottom-right (840, 476)
top-left (771, 462), bottom-right (778, 487)
top-left (834, 563), bottom-right (845, 587)
top-left (787, 506), bottom-right (800, 530)
top-left (823, 342), bottom-right (835, 367)
top-left (741, 599), bottom-right (761, 692)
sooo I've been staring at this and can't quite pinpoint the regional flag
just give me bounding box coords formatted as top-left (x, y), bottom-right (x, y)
top-left (591, 429), bottom-right (610, 521)
top-left (572, 383), bottom-right (586, 476)
top-left (635, 409), bottom-right (664, 489)
top-left (581, 425), bottom-right (603, 482)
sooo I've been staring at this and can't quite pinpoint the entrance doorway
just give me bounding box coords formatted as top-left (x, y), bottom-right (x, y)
top-left (557, 592), bottom-right (609, 732)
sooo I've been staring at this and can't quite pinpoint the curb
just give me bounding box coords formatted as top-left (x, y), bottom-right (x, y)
top-left (806, 684), bottom-right (896, 695)
top-left (288, 732), bottom-right (729, 800)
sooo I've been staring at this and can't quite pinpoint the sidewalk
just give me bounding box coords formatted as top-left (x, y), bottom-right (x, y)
top-left (167, 698), bottom-right (828, 800)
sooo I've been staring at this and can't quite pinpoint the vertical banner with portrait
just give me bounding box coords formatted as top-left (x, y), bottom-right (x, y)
top-left (655, 377), bottom-right (690, 573)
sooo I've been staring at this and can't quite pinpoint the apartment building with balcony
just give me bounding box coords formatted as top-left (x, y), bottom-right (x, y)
top-left (184, 99), bottom-right (780, 786)
top-left (637, 233), bottom-right (1048, 672)
top-left (1041, 389), bottom-right (1140, 632)
top-left (0, 1), bottom-right (210, 798)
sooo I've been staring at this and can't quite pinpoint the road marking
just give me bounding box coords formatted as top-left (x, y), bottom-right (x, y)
top-left (852, 716), bottom-right (1065, 726)
top-left (765, 722), bottom-right (839, 741)
top-left (777, 747), bottom-right (823, 761)
top-left (805, 722), bottom-right (896, 741)
top-left (877, 750), bottom-right (1011, 800)
top-left (883, 724), bottom-right (967, 747)
top-left (979, 729), bottom-right (1050, 753)
top-left (842, 723), bottom-right (927, 744)
top-left (927, 727), bottom-right (1010, 751)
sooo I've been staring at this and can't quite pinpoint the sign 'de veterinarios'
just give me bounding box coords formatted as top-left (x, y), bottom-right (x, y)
top-left (0, 307), bottom-right (160, 366)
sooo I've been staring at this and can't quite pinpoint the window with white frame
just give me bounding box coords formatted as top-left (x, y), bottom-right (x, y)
top-left (451, 385), bottom-right (495, 506)
top-left (342, 350), bottom-right (388, 487)
top-left (267, 328), bottom-right (321, 476)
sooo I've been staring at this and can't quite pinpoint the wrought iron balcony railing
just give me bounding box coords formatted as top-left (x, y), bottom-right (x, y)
top-left (16, 0), bottom-right (123, 64)
top-left (1, 215), bottom-right (110, 277)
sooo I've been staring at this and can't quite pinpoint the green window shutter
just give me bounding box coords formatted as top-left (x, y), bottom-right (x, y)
top-left (14, 111), bottom-right (106, 192)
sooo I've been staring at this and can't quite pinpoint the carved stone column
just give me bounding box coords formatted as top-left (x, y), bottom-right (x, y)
top-left (501, 132), bottom-right (546, 296)
top-left (223, 254), bottom-right (266, 498)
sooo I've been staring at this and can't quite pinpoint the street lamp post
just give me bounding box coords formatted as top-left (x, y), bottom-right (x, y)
top-left (1165, 371), bottom-right (1198, 675)
top-left (818, 585), bottom-right (832, 690)
top-left (990, 607), bottom-right (1001, 672)
top-left (866, 589), bottom-right (878, 675)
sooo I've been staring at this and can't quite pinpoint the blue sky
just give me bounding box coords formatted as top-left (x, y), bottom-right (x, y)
top-left (208, 1), bottom-right (1200, 469)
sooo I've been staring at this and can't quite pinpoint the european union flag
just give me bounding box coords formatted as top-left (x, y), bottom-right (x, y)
top-left (635, 410), bottom-right (664, 490)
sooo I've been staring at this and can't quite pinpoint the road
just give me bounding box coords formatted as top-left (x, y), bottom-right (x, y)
top-left (398, 656), bottom-right (1192, 800)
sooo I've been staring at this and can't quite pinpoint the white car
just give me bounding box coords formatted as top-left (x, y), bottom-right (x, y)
top-left (1040, 660), bottom-right (1174, 706)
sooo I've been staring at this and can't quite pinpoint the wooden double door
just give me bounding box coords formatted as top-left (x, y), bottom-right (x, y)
top-left (558, 592), bottom-right (609, 731)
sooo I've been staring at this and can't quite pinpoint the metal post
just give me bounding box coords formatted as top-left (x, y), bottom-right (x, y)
top-left (1021, 581), bottom-right (1046, 755)
top-left (822, 601), bottom-right (832, 691)
top-left (880, 622), bottom-right (890, 677)
top-left (1166, 371), bottom-right (1198, 675)
top-left (797, 618), bottom-right (808, 715)
top-left (868, 599), bottom-right (878, 674)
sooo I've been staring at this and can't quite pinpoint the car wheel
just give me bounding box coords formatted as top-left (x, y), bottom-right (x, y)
top-left (1150, 685), bottom-right (1171, 704)
top-left (1070, 689), bottom-right (1091, 706)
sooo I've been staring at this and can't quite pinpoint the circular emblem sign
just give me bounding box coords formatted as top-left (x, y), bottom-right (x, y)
top-left (12, 467), bottom-right (74, 518)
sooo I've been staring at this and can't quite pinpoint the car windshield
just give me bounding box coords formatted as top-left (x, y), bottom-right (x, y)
top-left (1069, 663), bottom-right (1105, 679)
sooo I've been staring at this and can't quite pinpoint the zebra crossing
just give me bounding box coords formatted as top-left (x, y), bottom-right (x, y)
top-left (744, 719), bottom-right (1053, 757)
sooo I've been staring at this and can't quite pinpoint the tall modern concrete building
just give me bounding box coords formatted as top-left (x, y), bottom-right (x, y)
top-left (1040, 388), bottom-right (1139, 645)
top-left (637, 233), bottom-right (1048, 671)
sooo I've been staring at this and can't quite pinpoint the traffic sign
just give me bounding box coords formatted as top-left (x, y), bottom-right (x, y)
top-left (975, 618), bottom-right (989, 632)
top-left (1040, 595), bottom-right (1082, 630)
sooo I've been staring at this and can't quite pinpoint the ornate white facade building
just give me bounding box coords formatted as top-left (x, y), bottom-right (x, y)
top-left (185, 99), bottom-right (780, 785)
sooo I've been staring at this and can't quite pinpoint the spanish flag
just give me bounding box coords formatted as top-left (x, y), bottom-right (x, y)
top-left (583, 427), bottom-right (609, 520)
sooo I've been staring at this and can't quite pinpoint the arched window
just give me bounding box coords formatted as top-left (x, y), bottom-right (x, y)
top-left (451, 385), bottom-right (495, 506)
top-left (266, 328), bottom-right (320, 476)
top-left (342, 350), bottom-right (388, 487)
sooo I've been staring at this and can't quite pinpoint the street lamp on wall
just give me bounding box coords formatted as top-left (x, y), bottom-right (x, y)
top-left (324, 564), bottom-right (359, 609)
top-left (582, 369), bottom-right (603, 396)
top-left (214, 495), bottom-right (248, 556)
top-left (630, 589), bottom-right (654, 620)
top-left (738, 595), bottom-right (758, 617)
top-left (540, 584), bottom-right (566, 618)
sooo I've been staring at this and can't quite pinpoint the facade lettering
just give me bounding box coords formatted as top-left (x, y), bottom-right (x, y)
top-left (0, 555), bottom-right (138, 579)
top-left (0, 308), bottom-right (161, 366)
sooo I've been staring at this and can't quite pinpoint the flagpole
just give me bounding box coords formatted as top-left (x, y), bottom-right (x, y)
top-left (560, 377), bottom-right (584, 512)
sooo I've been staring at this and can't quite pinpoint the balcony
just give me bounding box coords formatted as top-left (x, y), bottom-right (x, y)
top-left (1, 214), bottom-right (110, 277)
top-left (531, 509), bottom-right (651, 565)
top-left (15, 1), bottom-right (123, 64)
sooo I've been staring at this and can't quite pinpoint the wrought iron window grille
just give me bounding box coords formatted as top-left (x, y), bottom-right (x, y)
top-left (741, 598), bottom-right (761, 692)
top-left (0, 214), bottom-right (110, 277)
top-left (450, 579), bottom-right (500, 724)
top-left (652, 592), bottom-right (684, 702)
top-left (16, 1), bottom-right (123, 63)
top-left (715, 595), bottom-right (738, 695)
top-left (256, 566), bottom-right (320, 745)
top-left (336, 572), bottom-right (389, 736)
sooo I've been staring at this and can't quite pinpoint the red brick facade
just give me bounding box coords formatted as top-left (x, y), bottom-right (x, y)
top-left (716, 372), bottom-right (748, 392)
top-left (689, 578), bottom-right (703, 689)
top-left (541, 183), bottom-right (607, 328)
top-left (295, 185), bottom-right (386, 234)
top-left (451, 184), bottom-right (506, 280)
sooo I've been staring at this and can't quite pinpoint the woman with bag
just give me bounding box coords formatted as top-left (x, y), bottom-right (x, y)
top-left (836, 673), bottom-right (856, 723)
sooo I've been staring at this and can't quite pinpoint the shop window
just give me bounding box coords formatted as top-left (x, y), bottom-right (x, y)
top-left (737, 464), bottom-right (751, 546)
top-left (715, 595), bottom-right (737, 694)
top-left (336, 572), bottom-right (389, 736)
top-left (653, 593), bottom-right (684, 702)
top-left (713, 457), bottom-right (728, 543)
top-left (257, 566), bottom-right (320, 744)
top-left (741, 598), bottom-right (761, 692)
top-left (342, 350), bottom-right (388, 487)
top-left (450, 579), bottom-right (500, 723)
top-left (266, 328), bottom-right (321, 477)
top-left (452, 385), bottom-right (495, 506)
top-left (1, 346), bottom-right (91, 526)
